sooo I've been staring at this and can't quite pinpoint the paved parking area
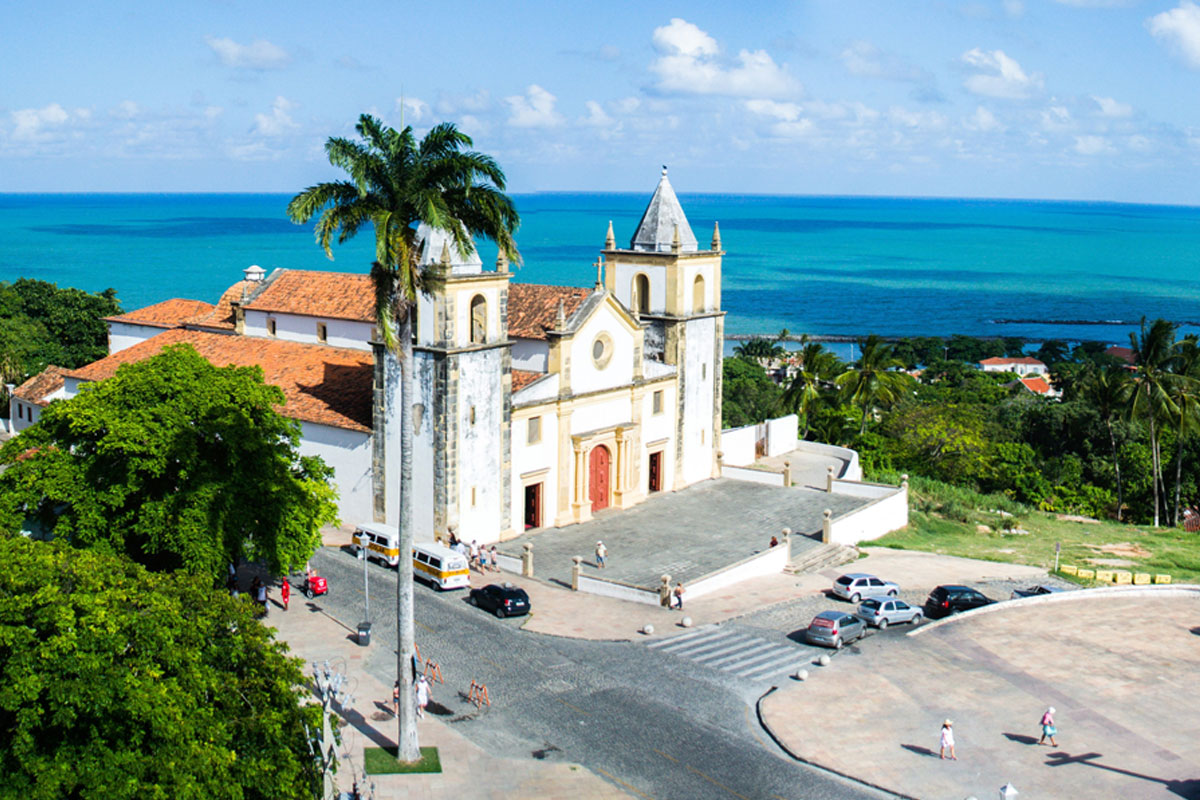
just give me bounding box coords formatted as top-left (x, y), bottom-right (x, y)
top-left (498, 478), bottom-right (870, 589)
top-left (760, 589), bottom-right (1200, 800)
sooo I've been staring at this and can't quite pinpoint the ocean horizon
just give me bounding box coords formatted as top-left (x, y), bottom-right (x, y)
top-left (3, 191), bottom-right (1199, 349)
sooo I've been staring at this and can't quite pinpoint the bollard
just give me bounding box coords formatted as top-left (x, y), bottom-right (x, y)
top-left (571, 556), bottom-right (583, 591)
top-left (680, 616), bottom-right (693, 628)
top-left (794, 669), bottom-right (809, 681)
top-left (826, 465), bottom-right (835, 493)
top-left (783, 460), bottom-right (792, 488)
top-left (522, 542), bottom-right (534, 578)
top-left (817, 654), bottom-right (831, 667)
top-left (642, 623), bottom-right (655, 635)
top-left (822, 509), bottom-right (832, 544)
top-left (781, 527), bottom-right (792, 560)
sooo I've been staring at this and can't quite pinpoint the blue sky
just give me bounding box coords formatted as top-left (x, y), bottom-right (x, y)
top-left (4, 0), bottom-right (1200, 202)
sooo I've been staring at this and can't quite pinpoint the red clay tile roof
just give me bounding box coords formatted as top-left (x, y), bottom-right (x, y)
top-left (1105, 346), bottom-right (1136, 365)
top-left (106, 298), bottom-right (215, 329)
top-left (66, 329), bottom-right (372, 432)
top-left (1019, 376), bottom-right (1053, 394)
top-left (512, 369), bottom-right (544, 391)
top-left (980, 356), bottom-right (1046, 367)
top-left (245, 270), bottom-right (375, 322)
top-left (507, 284), bottom-right (591, 340)
top-left (13, 365), bottom-right (69, 406)
top-left (185, 280), bottom-right (257, 330)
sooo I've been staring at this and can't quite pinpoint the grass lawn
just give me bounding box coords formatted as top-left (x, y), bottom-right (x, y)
top-left (874, 510), bottom-right (1200, 584)
top-left (363, 745), bottom-right (442, 775)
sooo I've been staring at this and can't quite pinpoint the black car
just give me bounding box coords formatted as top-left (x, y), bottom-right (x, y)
top-left (923, 585), bottom-right (994, 619)
top-left (468, 583), bottom-right (531, 618)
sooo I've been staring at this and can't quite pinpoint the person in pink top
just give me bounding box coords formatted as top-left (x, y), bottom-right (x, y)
top-left (1039, 707), bottom-right (1058, 746)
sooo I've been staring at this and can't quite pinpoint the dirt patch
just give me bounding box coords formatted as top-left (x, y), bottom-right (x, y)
top-left (1083, 542), bottom-right (1152, 559)
top-left (1085, 558), bottom-right (1138, 567)
top-left (1056, 514), bottom-right (1101, 524)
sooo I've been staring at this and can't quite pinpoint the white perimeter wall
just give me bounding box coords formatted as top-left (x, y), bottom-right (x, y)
top-left (108, 321), bottom-right (166, 354)
top-left (681, 316), bottom-right (716, 484)
top-left (765, 414), bottom-right (799, 457)
top-left (456, 347), bottom-right (504, 542)
top-left (510, 404), bottom-right (559, 531)
top-left (723, 466), bottom-right (785, 487)
top-left (244, 310), bottom-right (373, 351)
top-left (298, 421), bottom-right (372, 525)
top-left (828, 487), bottom-right (909, 545)
top-left (794, 440), bottom-right (862, 481)
top-left (721, 424), bottom-right (756, 467)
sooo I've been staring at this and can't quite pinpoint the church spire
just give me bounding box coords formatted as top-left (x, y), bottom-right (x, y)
top-left (629, 166), bottom-right (698, 253)
top-left (711, 221), bottom-right (721, 251)
top-left (604, 220), bottom-right (615, 250)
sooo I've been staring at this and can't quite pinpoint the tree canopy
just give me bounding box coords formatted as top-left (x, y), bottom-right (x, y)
top-left (0, 536), bottom-right (323, 800)
top-left (0, 344), bottom-right (338, 582)
top-left (0, 278), bottom-right (121, 377)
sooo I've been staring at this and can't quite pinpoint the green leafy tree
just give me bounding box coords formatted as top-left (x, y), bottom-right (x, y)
top-left (837, 334), bottom-right (913, 435)
top-left (287, 114), bottom-right (519, 762)
top-left (0, 279), bottom-right (121, 374)
top-left (0, 536), bottom-right (324, 799)
top-left (0, 344), bottom-right (338, 582)
top-left (732, 337), bottom-right (785, 362)
top-left (1035, 339), bottom-right (1070, 366)
top-left (722, 356), bottom-right (782, 428)
top-left (1168, 335), bottom-right (1200, 525)
top-left (781, 338), bottom-right (840, 438)
top-left (1081, 364), bottom-right (1132, 519)
top-left (1123, 318), bottom-right (1179, 527)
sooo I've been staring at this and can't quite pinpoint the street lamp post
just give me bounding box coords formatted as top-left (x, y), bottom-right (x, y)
top-left (357, 547), bottom-right (371, 646)
top-left (308, 660), bottom-right (353, 800)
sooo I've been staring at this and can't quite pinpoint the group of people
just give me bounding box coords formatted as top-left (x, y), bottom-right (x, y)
top-left (449, 532), bottom-right (499, 574)
top-left (938, 707), bottom-right (1058, 761)
top-left (227, 562), bottom-right (301, 615)
top-left (393, 674), bottom-right (432, 719)
top-left (658, 579), bottom-right (686, 610)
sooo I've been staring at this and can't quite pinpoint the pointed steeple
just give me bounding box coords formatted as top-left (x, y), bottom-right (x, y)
top-left (556, 299), bottom-right (566, 330)
top-left (496, 250), bottom-right (509, 273)
top-left (711, 221), bottom-right (722, 251)
top-left (604, 220), bottom-right (615, 250)
top-left (439, 241), bottom-right (452, 270)
top-left (629, 166), bottom-right (698, 253)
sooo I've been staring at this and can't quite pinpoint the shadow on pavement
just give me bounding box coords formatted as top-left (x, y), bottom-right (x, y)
top-left (1004, 732), bottom-right (1039, 745)
top-left (901, 744), bottom-right (936, 757)
top-left (1045, 751), bottom-right (1200, 798)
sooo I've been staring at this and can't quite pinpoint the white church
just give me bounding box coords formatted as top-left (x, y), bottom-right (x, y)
top-left (10, 169), bottom-right (726, 545)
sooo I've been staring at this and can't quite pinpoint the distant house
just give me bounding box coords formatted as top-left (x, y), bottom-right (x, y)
top-left (1105, 345), bottom-right (1136, 366)
top-left (1017, 375), bottom-right (1061, 398)
top-left (978, 356), bottom-right (1048, 376)
top-left (9, 365), bottom-right (70, 433)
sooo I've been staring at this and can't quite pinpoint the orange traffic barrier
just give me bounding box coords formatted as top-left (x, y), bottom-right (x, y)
top-left (423, 659), bottom-right (444, 685)
top-left (468, 680), bottom-right (491, 709)
top-left (414, 643), bottom-right (423, 663)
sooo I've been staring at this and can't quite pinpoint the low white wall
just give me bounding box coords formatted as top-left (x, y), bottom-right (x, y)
top-left (686, 544), bottom-right (790, 600)
top-left (829, 479), bottom-right (897, 499)
top-left (793, 440), bottom-right (862, 480)
top-left (723, 465), bottom-right (785, 487)
top-left (720, 424), bottom-right (757, 467)
top-left (765, 414), bottom-right (798, 457)
top-left (576, 574), bottom-right (660, 605)
top-left (827, 487), bottom-right (908, 546)
top-left (493, 552), bottom-right (522, 574)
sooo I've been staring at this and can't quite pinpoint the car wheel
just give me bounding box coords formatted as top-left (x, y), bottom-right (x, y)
top-left (468, 594), bottom-right (477, 606)
top-left (849, 593), bottom-right (860, 604)
top-left (305, 588), bottom-right (313, 599)
top-left (833, 637), bottom-right (843, 650)
top-left (911, 613), bottom-right (923, 625)
top-left (888, 590), bottom-right (897, 598)
top-left (495, 607), bottom-right (506, 619)
top-left (878, 618), bottom-right (889, 630)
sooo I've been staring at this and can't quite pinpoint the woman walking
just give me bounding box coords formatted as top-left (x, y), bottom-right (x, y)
top-left (939, 719), bottom-right (957, 760)
top-left (1039, 707), bottom-right (1058, 746)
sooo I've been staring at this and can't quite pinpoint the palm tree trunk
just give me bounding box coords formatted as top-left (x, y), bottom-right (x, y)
top-left (1148, 411), bottom-right (1160, 528)
top-left (396, 314), bottom-right (420, 762)
top-left (1173, 417), bottom-right (1185, 527)
top-left (1107, 420), bottom-right (1123, 522)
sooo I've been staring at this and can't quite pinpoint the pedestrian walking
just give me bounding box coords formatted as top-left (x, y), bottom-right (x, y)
top-left (254, 578), bottom-right (269, 617)
top-left (673, 581), bottom-right (685, 610)
top-left (595, 540), bottom-right (607, 569)
top-left (415, 674), bottom-right (431, 719)
top-left (489, 545), bottom-right (499, 573)
top-left (1038, 707), bottom-right (1058, 746)
top-left (479, 547), bottom-right (490, 572)
top-left (392, 680), bottom-right (400, 716)
top-left (469, 540), bottom-right (480, 572)
top-left (939, 719), bottom-right (957, 760)
top-left (281, 578), bottom-right (290, 611)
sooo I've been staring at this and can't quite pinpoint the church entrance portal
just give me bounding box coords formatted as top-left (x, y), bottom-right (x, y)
top-left (524, 483), bottom-right (542, 529)
top-left (589, 445), bottom-right (611, 512)
top-left (648, 451), bottom-right (663, 493)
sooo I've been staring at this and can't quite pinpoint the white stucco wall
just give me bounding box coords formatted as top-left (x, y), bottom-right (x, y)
top-left (513, 372), bottom-right (559, 405)
top-left (244, 310), bottom-right (373, 351)
top-left (108, 321), bottom-right (167, 354)
top-left (765, 414), bottom-right (799, 457)
top-left (723, 466), bottom-right (785, 487)
top-left (687, 544), bottom-right (789, 599)
top-left (570, 395), bottom-right (632, 435)
top-left (511, 338), bottom-right (549, 372)
top-left (456, 347), bottom-right (504, 541)
top-left (793, 440), bottom-right (862, 481)
top-left (453, 285), bottom-right (502, 347)
top-left (827, 487), bottom-right (909, 545)
top-left (410, 352), bottom-right (435, 539)
top-left (298, 420), bottom-right (372, 524)
top-left (570, 303), bottom-right (636, 396)
top-left (680, 315), bottom-right (716, 485)
top-left (720, 424), bottom-right (757, 467)
top-left (612, 263), bottom-right (667, 315)
top-left (510, 405), bottom-right (559, 531)
top-left (682, 261), bottom-right (717, 313)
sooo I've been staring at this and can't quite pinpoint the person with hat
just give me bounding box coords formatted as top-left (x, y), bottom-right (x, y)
top-left (595, 540), bottom-right (607, 569)
top-left (1039, 706), bottom-right (1058, 746)
top-left (939, 719), bottom-right (956, 760)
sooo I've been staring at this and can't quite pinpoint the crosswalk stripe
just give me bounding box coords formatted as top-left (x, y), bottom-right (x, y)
top-left (661, 630), bottom-right (745, 656)
top-left (648, 628), bottom-right (724, 651)
top-left (647, 624), bottom-right (811, 681)
top-left (704, 641), bottom-right (779, 667)
top-left (726, 646), bottom-right (795, 671)
top-left (676, 635), bottom-right (756, 661)
top-left (735, 652), bottom-right (806, 679)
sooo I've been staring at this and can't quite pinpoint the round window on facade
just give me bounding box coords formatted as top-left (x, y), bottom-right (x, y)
top-left (592, 332), bottom-right (613, 369)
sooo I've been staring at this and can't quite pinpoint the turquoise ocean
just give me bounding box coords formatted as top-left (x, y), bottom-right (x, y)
top-left (2, 193), bottom-right (1199, 350)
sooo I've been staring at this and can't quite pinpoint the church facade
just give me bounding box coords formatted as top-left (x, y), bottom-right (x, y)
top-left (10, 170), bottom-right (725, 545)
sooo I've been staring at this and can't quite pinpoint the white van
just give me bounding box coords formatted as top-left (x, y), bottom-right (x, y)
top-left (412, 542), bottom-right (470, 590)
top-left (352, 523), bottom-right (402, 567)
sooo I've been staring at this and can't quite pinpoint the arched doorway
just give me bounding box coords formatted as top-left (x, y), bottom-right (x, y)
top-left (693, 274), bottom-right (706, 313)
top-left (633, 273), bottom-right (650, 314)
top-left (589, 445), bottom-right (611, 512)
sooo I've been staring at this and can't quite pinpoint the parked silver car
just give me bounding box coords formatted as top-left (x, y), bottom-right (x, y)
top-left (856, 597), bottom-right (923, 628)
top-left (832, 573), bottom-right (899, 603)
top-left (805, 610), bottom-right (867, 649)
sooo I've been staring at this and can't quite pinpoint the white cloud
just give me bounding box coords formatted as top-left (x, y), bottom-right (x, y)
top-left (961, 48), bottom-right (1043, 99)
top-left (744, 99), bottom-right (803, 121)
top-left (650, 18), bottom-right (801, 98)
top-left (435, 90), bottom-right (491, 115)
top-left (113, 100), bottom-right (140, 120)
top-left (1147, 2), bottom-right (1200, 69)
top-left (504, 85), bottom-right (563, 127)
top-left (770, 119), bottom-right (815, 138)
top-left (614, 97), bottom-right (641, 114)
top-left (1127, 134), bottom-right (1152, 151)
top-left (840, 41), bottom-right (926, 82)
top-left (1004, 0), bottom-right (1025, 17)
top-left (1074, 134), bottom-right (1115, 155)
top-left (1092, 95), bottom-right (1132, 117)
top-left (965, 105), bottom-right (1001, 131)
top-left (1056, 0), bottom-right (1133, 6)
top-left (11, 103), bottom-right (72, 141)
top-left (1040, 105), bottom-right (1073, 132)
top-left (395, 97), bottom-right (428, 122)
top-left (887, 106), bottom-right (947, 130)
top-left (580, 101), bottom-right (613, 127)
top-left (205, 36), bottom-right (291, 70)
top-left (251, 96), bottom-right (298, 136)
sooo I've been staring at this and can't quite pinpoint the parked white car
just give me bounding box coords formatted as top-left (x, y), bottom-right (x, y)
top-left (832, 573), bottom-right (899, 603)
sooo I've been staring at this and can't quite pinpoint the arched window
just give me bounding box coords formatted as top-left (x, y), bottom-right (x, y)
top-left (693, 274), bottom-right (706, 313)
top-left (633, 273), bottom-right (650, 315)
top-left (470, 294), bottom-right (487, 344)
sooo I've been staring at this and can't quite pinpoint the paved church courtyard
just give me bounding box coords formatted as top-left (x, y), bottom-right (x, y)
top-left (498, 477), bottom-right (872, 590)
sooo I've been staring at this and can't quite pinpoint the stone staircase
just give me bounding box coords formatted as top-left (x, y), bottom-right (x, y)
top-left (784, 542), bottom-right (859, 575)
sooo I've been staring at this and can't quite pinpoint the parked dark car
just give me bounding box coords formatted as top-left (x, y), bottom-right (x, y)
top-left (468, 583), bottom-right (531, 618)
top-left (923, 585), bottom-right (995, 619)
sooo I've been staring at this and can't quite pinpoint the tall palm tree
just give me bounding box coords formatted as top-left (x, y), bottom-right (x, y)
top-left (836, 334), bottom-right (912, 435)
top-left (288, 115), bottom-right (519, 762)
top-left (781, 336), bottom-right (839, 439)
top-left (1123, 318), bottom-right (1178, 527)
top-left (1081, 364), bottom-right (1131, 520)
top-left (733, 337), bottom-right (785, 362)
top-left (1168, 335), bottom-right (1200, 526)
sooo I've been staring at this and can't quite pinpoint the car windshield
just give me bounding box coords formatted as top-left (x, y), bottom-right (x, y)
top-left (860, 599), bottom-right (881, 610)
top-left (836, 576), bottom-right (852, 586)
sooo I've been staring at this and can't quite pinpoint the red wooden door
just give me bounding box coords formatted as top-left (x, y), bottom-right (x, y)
top-left (648, 451), bottom-right (662, 493)
top-left (589, 445), bottom-right (610, 512)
